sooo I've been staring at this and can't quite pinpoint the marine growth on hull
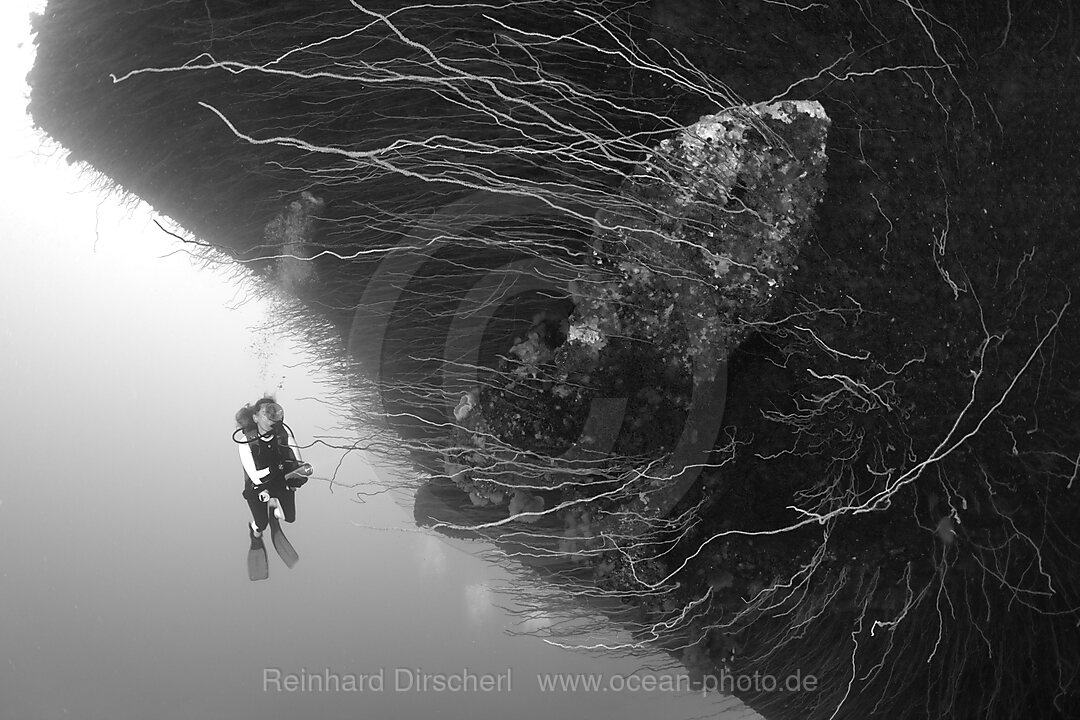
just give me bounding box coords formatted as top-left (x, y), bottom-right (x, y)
top-left (444, 100), bottom-right (830, 547)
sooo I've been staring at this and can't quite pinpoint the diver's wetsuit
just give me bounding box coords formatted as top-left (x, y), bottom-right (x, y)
top-left (239, 426), bottom-right (300, 532)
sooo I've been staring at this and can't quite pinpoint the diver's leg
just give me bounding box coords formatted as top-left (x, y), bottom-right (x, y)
top-left (278, 490), bottom-right (297, 523)
top-left (246, 494), bottom-right (269, 535)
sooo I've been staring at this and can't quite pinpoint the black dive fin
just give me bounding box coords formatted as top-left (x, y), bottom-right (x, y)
top-left (268, 515), bottom-right (299, 569)
top-left (248, 532), bottom-right (269, 582)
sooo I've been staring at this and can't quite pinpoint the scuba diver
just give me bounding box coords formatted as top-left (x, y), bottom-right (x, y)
top-left (234, 397), bottom-right (313, 581)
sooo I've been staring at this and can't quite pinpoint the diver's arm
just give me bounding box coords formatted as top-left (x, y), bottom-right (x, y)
top-left (238, 441), bottom-right (270, 485)
top-left (282, 426), bottom-right (300, 467)
top-left (280, 426), bottom-right (312, 485)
